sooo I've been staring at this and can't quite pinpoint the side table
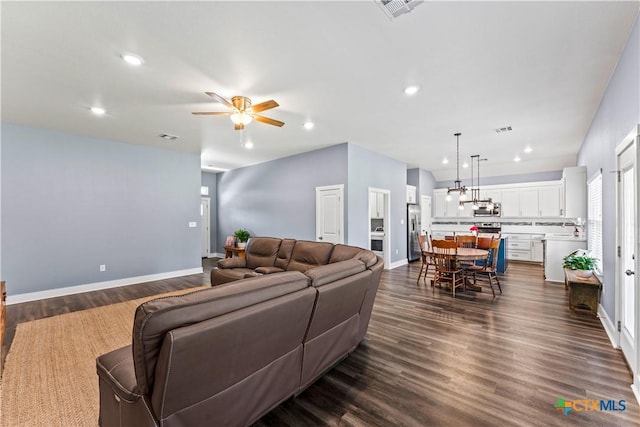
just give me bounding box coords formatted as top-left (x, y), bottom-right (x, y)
top-left (564, 269), bottom-right (601, 315)
top-left (224, 246), bottom-right (246, 259)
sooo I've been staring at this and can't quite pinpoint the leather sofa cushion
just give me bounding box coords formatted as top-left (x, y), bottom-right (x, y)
top-left (304, 259), bottom-right (366, 288)
top-left (217, 257), bottom-right (246, 269)
top-left (211, 268), bottom-right (254, 287)
top-left (329, 244), bottom-right (378, 268)
top-left (274, 239), bottom-right (296, 270)
top-left (131, 271), bottom-right (310, 395)
top-left (255, 266), bottom-right (285, 274)
top-left (286, 240), bottom-right (334, 272)
top-left (245, 237), bottom-right (282, 269)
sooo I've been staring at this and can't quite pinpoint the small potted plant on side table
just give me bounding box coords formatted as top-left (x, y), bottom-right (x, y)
top-left (233, 229), bottom-right (250, 249)
top-left (563, 251), bottom-right (598, 278)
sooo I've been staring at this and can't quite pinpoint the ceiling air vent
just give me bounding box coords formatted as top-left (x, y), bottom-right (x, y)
top-left (494, 126), bottom-right (513, 133)
top-left (377, 0), bottom-right (424, 20)
top-left (159, 133), bottom-right (179, 141)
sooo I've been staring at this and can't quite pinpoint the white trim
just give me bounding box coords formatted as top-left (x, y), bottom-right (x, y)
top-left (388, 259), bottom-right (408, 270)
top-left (632, 382), bottom-right (640, 406)
top-left (209, 252), bottom-right (225, 258)
top-left (368, 187), bottom-right (392, 269)
top-left (598, 303), bottom-right (618, 348)
top-left (7, 267), bottom-right (204, 305)
top-left (316, 184), bottom-right (345, 244)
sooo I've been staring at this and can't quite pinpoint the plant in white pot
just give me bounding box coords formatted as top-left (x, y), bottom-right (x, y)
top-left (233, 229), bottom-right (250, 249)
top-left (563, 252), bottom-right (598, 278)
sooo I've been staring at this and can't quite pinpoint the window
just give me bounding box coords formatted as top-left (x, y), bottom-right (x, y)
top-left (587, 172), bottom-right (602, 272)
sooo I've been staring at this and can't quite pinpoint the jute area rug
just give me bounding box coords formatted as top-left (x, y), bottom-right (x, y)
top-left (0, 287), bottom-right (207, 427)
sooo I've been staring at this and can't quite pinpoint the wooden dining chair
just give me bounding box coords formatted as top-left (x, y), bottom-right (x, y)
top-left (416, 233), bottom-right (432, 285)
top-left (456, 235), bottom-right (477, 269)
top-left (431, 239), bottom-right (465, 297)
top-left (467, 238), bottom-right (502, 297)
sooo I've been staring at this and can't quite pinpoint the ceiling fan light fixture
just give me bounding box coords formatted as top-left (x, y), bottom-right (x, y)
top-left (230, 111), bottom-right (253, 125)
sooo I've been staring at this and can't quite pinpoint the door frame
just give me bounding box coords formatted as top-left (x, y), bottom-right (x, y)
top-left (369, 187), bottom-right (391, 269)
top-left (615, 125), bottom-right (640, 400)
top-left (420, 195), bottom-right (432, 237)
top-left (200, 197), bottom-right (211, 257)
top-left (315, 184), bottom-right (344, 244)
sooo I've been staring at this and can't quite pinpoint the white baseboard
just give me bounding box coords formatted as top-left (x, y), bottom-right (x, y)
top-left (7, 267), bottom-right (204, 305)
top-left (209, 252), bottom-right (225, 258)
top-left (598, 303), bottom-right (618, 348)
top-left (388, 259), bottom-right (409, 270)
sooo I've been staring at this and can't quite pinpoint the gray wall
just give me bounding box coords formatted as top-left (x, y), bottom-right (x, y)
top-left (216, 144), bottom-right (348, 252)
top-left (408, 168), bottom-right (437, 198)
top-left (577, 14), bottom-right (640, 317)
top-left (435, 170), bottom-right (563, 189)
top-left (1, 124), bottom-right (202, 296)
top-left (348, 144), bottom-right (407, 263)
top-left (201, 171), bottom-right (218, 253)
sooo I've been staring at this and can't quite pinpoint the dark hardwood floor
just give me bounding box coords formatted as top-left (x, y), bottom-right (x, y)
top-left (2, 259), bottom-right (638, 426)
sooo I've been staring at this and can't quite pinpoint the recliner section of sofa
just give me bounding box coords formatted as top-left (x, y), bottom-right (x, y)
top-left (97, 239), bottom-right (383, 427)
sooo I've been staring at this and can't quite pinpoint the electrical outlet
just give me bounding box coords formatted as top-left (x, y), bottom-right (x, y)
top-left (99, 264), bottom-right (106, 272)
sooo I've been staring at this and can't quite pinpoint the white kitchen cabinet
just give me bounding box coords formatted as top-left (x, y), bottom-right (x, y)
top-left (369, 192), bottom-right (385, 218)
top-left (406, 185), bottom-right (417, 204)
top-left (482, 189), bottom-right (502, 203)
top-left (500, 189), bottom-right (521, 217)
top-left (434, 191), bottom-right (447, 218)
top-left (538, 185), bottom-right (563, 217)
top-left (444, 196), bottom-right (460, 217)
top-left (519, 188), bottom-right (539, 217)
top-left (563, 166), bottom-right (586, 219)
top-left (506, 234), bottom-right (532, 261)
top-left (531, 235), bottom-right (545, 262)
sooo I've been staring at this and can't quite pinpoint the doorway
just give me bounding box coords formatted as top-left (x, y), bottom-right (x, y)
top-left (315, 185), bottom-right (344, 244)
top-left (369, 188), bottom-right (391, 269)
top-left (201, 197), bottom-right (210, 257)
top-left (616, 126), bottom-right (639, 396)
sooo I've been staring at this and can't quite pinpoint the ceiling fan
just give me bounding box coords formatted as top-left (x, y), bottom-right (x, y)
top-left (192, 92), bottom-right (284, 130)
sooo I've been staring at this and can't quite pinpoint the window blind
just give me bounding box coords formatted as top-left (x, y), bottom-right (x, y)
top-left (587, 172), bottom-right (602, 272)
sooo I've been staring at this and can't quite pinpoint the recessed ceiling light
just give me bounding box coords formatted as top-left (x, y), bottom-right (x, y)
top-left (122, 53), bottom-right (144, 66)
top-left (524, 146), bottom-right (532, 153)
top-left (442, 158), bottom-right (449, 164)
top-left (243, 141), bottom-right (254, 150)
top-left (303, 121), bottom-right (314, 130)
top-left (404, 86), bottom-right (419, 95)
top-left (462, 162), bottom-right (469, 168)
top-left (514, 156), bottom-right (521, 162)
top-left (90, 107), bottom-right (106, 116)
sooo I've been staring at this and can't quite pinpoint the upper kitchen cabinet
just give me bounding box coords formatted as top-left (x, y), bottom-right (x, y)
top-left (406, 185), bottom-right (417, 204)
top-left (562, 166), bottom-right (587, 219)
top-left (539, 184), bottom-right (563, 217)
top-left (433, 189), bottom-right (473, 218)
top-left (369, 191), bottom-right (386, 218)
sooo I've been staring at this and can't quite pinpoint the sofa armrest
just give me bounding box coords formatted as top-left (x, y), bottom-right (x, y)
top-left (96, 345), bottom-right (142, 403)
top-left (217, 258), bottom-right (247, 269)
top-left (304, 259), bottom-right (366, 287)
top-left (255, 266), bottom-right (285, 274)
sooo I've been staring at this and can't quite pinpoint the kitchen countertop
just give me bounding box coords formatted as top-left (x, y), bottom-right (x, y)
top-left (543, 233), bottom-right (586, 242)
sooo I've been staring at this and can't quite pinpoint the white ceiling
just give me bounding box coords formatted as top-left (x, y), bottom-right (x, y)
top-left (2, 1), bottom-right (638, 181)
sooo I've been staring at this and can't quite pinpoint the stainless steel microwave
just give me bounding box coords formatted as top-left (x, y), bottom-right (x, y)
top-left (473, 203), bottom-right (501, 217)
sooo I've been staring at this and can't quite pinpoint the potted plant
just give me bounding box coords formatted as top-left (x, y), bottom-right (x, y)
top-left (563, 251), bottom-right (598, 277)
top-left (233, 228), bottom-right (250, 249)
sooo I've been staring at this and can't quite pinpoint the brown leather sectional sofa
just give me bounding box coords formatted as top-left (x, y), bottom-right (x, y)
top-left (96, 238), bottom-right (383, 427)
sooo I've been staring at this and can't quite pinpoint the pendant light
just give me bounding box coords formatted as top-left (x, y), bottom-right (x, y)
top-left (446, 132), bottom-right (467, 201)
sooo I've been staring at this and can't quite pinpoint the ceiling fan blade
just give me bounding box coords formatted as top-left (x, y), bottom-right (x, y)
top-left (234, 123), bottom-right (245, 131)
top-left (205, 92), bottom-right (233, 109)
top-left (192, 111), bottom-right (232, 115)
top-left (251, 100), bottom-right (279, 113)
top-left (253, 115), bottom-right (285, 127)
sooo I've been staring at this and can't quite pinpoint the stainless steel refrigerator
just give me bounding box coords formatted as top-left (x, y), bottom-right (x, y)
top-left (407, 204), bottom-right (421, 262)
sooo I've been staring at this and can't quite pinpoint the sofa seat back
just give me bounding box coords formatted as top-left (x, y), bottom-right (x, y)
top-left (245, 237), bottom-right (282, 269)
top-left (286, 240), bottom-right (334, 272)
top-left (132, 272), bottom-right (312, 397)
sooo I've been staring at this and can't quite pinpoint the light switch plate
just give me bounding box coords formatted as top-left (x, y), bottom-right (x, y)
top-left (189, 222), bottom-right (197, 228)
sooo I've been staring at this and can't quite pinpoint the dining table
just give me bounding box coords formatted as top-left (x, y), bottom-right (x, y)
top-left (422, 246), bottom-right (489, 291)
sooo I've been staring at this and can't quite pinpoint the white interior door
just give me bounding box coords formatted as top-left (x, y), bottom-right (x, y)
top-left (617, 132), bottom-right (637, 384)
top-left (421, 195), bottom-right (432, 236)
top-left (201, 197), bottom-right (210, 257)
top-left (316, 185), bottom-right (344, 244)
